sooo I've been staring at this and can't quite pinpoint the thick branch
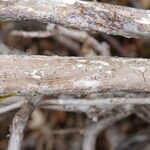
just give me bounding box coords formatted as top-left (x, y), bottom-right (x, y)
top-left (0, 0), bottom-right (150, 38)
top-left (0, 55), bottom-right (150, 98)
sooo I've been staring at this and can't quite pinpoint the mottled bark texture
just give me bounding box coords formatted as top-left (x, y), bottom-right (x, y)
top-left (8, 103), bottom-right (35, 150)
top-left (0, 0), bottom-right (150, 38)
top-left (0, 55), bottom-right (150, 97)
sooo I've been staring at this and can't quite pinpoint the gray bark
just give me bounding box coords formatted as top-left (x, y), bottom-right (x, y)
top-left (0, 0), bottom-right (150, 38)
top-left (0, 55), bottom-right (150, 97)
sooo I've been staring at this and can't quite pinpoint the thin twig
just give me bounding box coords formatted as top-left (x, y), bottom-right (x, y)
top-left (11, 24), bottom-right (110, 56)
top-left (48, 24), bottom-right (111, 56)
top-left (39, 98), bottom-right (150, 117)
top-left (0, 97), bottom-right (145, 121)
top-left (7, 102), bottom-right (35, 150)
top-left (82, 111), bottom-right (131, 150)
top-left (0, 101), bottom-right (25, 114)
top-left (100, 33), bottom-right (137, 57)
top-left (134, 105), bottom-right (150, 124)
top-left (11, 30), bottom-right (54, 38)
top-left (7, 95), bottom-right (43, 150)
top-left (1, 97), bottom-right (150, 123)
top-left (51, 128), bottom-right (84, 135)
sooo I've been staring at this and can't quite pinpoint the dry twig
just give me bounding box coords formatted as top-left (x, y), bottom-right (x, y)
top-left (11, 24), bottom-right (110, 56)
top-left (82, 111), bottom-right (131, 150)
top-left (39, 98), bottom-right (149, 119)
top-left (7, 103), bottom-right (35, 150)
top-left (1, 97), bottom-right (150, 121)
top-left (7, 95), bottom-right (43, 150)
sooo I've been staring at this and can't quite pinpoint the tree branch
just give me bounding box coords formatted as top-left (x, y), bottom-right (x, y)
top-left (0, 55), bottom-right (150, 97)
top-left (7, 102), bottom-right (35, 150)
top-left (7, 95), bottom-right (42, 150)
top-left (11, 24), bottom-right (111, 56)
top-left (0, 0), bottom-right (150, 38)
top-left (82, 111), bottom-right (131, 150)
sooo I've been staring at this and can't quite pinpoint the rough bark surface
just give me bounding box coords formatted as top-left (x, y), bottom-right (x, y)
top-left (0, 0), bottom-right (150, 38)
top-left (0, 55), bottom-right (150, 97)
top-left (8, 103), bottom-right (35, 150)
